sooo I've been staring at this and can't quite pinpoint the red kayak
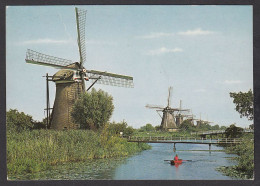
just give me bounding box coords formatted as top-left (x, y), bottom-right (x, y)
top-left (171, 159), bottom-right (183, 165)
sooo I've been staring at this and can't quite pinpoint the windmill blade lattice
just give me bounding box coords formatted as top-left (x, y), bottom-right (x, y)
top-left (76, 8), bottom-right (87, 67)
top-left (87, 70), bottom-right (134, 88)
top-left (167, 86), bottom-right (173, 107)
top-left (25, 49), bottom-right (75, 70)
top-left (145, 104), bottom-right (165, 109)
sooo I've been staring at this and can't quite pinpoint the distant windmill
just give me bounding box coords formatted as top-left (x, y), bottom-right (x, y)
top-left (196, 113), bottom-right (213, 128)
top-left (175, 100), bottom-right (191, 127)
top-left (25, 8), bottom-right (134, 130)
top-left (146, 87), bottom-right (189, 131)
top-left (185, 110), bottom-right (198, 126)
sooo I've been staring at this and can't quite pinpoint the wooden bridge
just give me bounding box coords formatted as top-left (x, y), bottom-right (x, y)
top-left (124, 136), bottom-right (243, 151)
top-left (190, 129), bottom-right (254, 137)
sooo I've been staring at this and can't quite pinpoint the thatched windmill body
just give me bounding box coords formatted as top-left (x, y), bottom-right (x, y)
top-left (25, 8), bottom-right (133, 130)
top-left (146, 87), bottom-right (189, 131)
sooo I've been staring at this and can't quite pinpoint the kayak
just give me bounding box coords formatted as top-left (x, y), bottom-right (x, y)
top-left (171, 159), bottom-right (183, 165)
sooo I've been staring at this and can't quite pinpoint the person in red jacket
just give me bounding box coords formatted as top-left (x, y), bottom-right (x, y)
top-left (174, 154), bottom-right (179, 161)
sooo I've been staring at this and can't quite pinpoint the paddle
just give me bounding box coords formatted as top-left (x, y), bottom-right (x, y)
top-left (164, 160), bottom-right (192, 161)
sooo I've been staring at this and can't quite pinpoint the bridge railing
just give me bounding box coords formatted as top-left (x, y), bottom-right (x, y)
top-left (190, 129), bottom-right (254, 135)
top-left (124, 136), bottom-right (243, 144)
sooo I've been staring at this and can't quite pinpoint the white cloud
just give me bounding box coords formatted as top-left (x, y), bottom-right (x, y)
top-left (194, 88), bottom-right (206, 92)
top-left (223, 80), bottom-right (243, 84)
top-left (139, 32), bottom-right (175, 39)
top-left (19, 38), bottom-right (74, 45)
top-left (146, 47), bottom-right (183, 55)
top-left (178, 28), bottom-right (216, 36)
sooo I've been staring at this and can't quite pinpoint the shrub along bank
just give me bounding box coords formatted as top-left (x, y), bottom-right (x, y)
top-left (7, 129), bottom-right (150, 176)
top-left (216, 134), bottom-right (254, 179)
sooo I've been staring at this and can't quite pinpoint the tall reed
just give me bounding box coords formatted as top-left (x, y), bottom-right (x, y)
top-left (7, 129), bottom-right (150, 176)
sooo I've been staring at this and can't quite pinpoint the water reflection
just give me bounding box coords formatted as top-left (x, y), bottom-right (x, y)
top-left (114, 143), bottom-right (239, 180)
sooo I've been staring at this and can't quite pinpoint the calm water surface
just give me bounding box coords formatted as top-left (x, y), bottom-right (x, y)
top-left (11, 143), bottom-right (239, 180)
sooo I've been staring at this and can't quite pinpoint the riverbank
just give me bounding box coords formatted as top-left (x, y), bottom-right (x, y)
top-left (7, 129), bottom-right (150, 177)
top-left (216, 134), bottom-right (254, 179)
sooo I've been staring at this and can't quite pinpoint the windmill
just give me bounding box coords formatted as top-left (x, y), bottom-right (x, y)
top-left (196, 113), bottom-right (213, 128)
top-left (185, 110), bottom-right (198, 126)
top-left (25, 8), bottom-right (134, 130)
top-left (146, 87), bottom-right (189, 131)
top-left (175, 100), bottom-right (191, 127)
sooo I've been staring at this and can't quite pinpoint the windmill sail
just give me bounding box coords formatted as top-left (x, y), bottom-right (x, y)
top-left (167, 86), bottom-right (173, 107)
top-left (146, 104), bottom-right (165, 110)
top-left (87, 70), bottom-right (134, 88)
top-left (76, 7), bottom-right (87, 67)
top-left (75, 8), bottom-right (87, 90)
top-left (25, 49), bottom-right (76, 70)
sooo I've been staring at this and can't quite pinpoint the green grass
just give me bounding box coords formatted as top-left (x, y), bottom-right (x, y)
top-left (7, 129), bottom-right (150, 176)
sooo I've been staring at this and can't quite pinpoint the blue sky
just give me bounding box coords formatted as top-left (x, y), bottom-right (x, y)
top-left (6, 5), bottom-right (253, 128)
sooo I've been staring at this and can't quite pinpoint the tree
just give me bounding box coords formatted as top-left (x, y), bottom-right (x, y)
top-left (220, 126), bottom-right (227, 130)
top-left (140, 123), bottom-right (155, 132)
top-left (108, 121), bottom-right (127, 134)
top-left (197, 122), bottom-right (211, 131)
top-left (179, 120), bottom-right (194, 131)
top-left (107, 121), bottom-right (135, 136)
top-left (6, 109), bottom-right (34, 132)
top-left (211, 124), bottom-right (220, 130)
top-left (225, 124), bottom-right (243, 138)
top-left (230, 89), bottom-right (253, 120)
top-left (155, 125), bottom-right (161, 131)
top-left (249, 124), bottom-right (254, 130)
top-left (71, 88), bottom-right (114, 130)
top-left (124, 126), bottom-right (135, 136)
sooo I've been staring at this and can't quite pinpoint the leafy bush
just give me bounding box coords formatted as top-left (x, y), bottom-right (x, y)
top-left (139, 123), bottom-right (155, 132)
top-left (6, 109), bottom-right (34, 132)
top-left (225, 124), bottom-right (243, 138)
top-left (108, 121), bottom-right (135, 136)
top-left (224, 134), bottom-right (254, 179)
top-left (71, 88), bottom-right (114, 130)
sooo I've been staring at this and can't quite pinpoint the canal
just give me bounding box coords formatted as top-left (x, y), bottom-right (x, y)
top-left (10, 143), bottom-right (239, 180)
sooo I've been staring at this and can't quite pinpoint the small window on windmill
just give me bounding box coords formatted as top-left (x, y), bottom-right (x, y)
top-left (73, 71), bottom-right (80, 82)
